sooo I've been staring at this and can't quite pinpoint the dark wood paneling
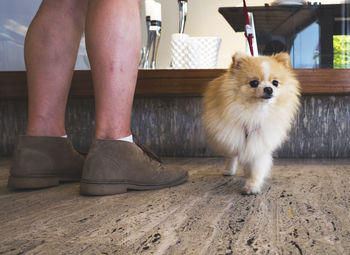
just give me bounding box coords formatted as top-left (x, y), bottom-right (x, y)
top-left (135, 69), bottom-right (225, 96)
top-left (0, 71), bottom-right (27, 98)
top-left (296, 69), bottom-right (350, 95)
top-left (1, 69), bottom-right (350, 98)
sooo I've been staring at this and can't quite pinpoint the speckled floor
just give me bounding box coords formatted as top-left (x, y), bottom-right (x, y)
top-left (1, 157), bottom-right (350, 255)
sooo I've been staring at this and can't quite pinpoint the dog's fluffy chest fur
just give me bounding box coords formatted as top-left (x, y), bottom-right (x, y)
top-left (208, 100), bottom-right (285, 161)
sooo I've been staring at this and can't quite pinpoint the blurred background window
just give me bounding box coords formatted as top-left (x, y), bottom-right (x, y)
top-left (219, 1), bottom-right (350, 68)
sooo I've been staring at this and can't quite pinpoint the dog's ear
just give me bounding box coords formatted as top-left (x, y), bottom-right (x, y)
top-left (230, 52), bottom-right (247, 69)
top-left (273, 52), bottom-right (291, 69)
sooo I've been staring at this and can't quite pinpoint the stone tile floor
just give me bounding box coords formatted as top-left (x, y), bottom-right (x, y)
top-left (1, 157), bottom-right (350, 255)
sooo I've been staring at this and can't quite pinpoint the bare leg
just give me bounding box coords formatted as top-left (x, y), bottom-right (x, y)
top-left (9, 0), bottom-right (88, 189)
top-left (85, 0), bottom-right (141, 139)
top-left (243, 154), bottom-right (273, 194)
top-left (79, 0), bottom-right (189, 196)
top-left (223, 156), bottom-right (238, 176)
top-left (25, 0), bottom-right (88, 136)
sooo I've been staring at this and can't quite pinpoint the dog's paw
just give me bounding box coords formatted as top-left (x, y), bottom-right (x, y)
top-left (242, 183), bottom-right (261, 195)
top-left (223, 170), bottom-right (236, 176)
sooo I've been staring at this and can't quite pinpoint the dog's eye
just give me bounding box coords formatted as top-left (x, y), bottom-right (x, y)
top-left (249, 80), bottom-right (259, 88)
top-left (272, 80), bottom-right (279, 87)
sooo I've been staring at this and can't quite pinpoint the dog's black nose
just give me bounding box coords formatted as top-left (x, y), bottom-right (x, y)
top-left (264, 87), bottom-right (273, 95)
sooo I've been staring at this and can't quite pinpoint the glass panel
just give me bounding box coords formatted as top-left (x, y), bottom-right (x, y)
top-left (0, 0), bottom-right (89, 71)
top-left (334, 35), bottom-right (350, 68)
top-left (219, 2), bottom-right (350, 68)
top-left (290, 22), bottom-right (320, 68)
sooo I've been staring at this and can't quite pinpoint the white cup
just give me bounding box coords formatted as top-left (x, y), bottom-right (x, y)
top-left (170, 33), bottom-right (189, 69)
top-left (186, 37), bottom-right (221, 69)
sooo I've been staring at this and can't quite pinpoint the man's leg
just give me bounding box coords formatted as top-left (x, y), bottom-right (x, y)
top-left (25, 0), bottom-right (88, 136)
top-left (85, 0), bottom-right (141, 139)
top-left (81, 0), bottom-right (188, 196)
top-left (8, 0), bottom-right (87, 190)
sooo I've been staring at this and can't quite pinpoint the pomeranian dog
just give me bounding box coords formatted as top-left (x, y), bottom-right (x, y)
top-left (202, 52), bottom-right (300, 194)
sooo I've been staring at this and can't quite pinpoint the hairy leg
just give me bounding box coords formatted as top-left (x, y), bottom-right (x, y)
top-left (243, 154), bottom-right (273, 194)
top-left (223, 155), bottom-right (239, 176)
top-left (85, 0), bottom-right (141, 139)
top-left (25, 0), bottom-right (88, 136)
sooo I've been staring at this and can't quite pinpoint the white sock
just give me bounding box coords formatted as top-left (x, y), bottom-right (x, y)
top-left (61, 135), bottom-right (68, 138)
top-left (116, 135), bottom-right (133, 143)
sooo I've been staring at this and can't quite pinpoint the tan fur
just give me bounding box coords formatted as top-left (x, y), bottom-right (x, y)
top-left (202, 52), bottom-right (300, 194)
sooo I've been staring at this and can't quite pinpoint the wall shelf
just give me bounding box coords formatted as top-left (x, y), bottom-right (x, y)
top-left (1, 69), bottom-right (350, 98)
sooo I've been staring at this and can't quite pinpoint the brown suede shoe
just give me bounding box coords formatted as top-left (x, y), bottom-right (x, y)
top-left (8, 136), bottom-right (84, 189)
top-left (80, 139), bottom-right (188, 196)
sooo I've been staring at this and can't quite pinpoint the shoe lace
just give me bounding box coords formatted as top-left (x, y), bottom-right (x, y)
top-left (133, 135), bottom-right (162, 163)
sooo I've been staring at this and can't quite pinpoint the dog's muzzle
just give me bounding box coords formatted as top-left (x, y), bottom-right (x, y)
top-left (261, 87), bottom-right (273, 99)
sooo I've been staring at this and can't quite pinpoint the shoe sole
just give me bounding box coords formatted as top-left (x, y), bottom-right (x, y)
top-left (8, 176), bottom-right (80, 190)
top-left (80, 174), bottom-right (188, 196)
